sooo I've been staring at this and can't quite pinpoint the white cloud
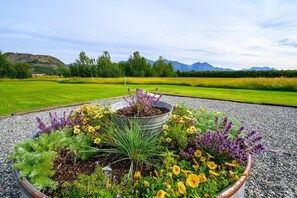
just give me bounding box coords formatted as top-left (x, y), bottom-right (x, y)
top-left (0, 0), bottom-right (297, 69)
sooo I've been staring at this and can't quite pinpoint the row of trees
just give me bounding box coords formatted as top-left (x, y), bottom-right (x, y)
top-left (69, 51), bottom-right (176, 77)
top-left (0, 52), bottom-right (31, 78)
top-left (176, 69), bottom-right (297, 78)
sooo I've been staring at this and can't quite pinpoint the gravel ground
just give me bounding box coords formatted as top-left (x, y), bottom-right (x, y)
top-left (0, 95), bottom-right (296, 198)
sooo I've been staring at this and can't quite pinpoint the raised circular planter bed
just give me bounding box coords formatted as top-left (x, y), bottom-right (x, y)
top-left (110, 101), bottom-right (173, 132)
top-left (13, 154), bottom-right (252, 198)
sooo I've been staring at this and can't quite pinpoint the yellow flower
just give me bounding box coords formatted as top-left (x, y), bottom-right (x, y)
top-left (172, 165), bottom-right (181, 175)
top-left (166, 138), bottom-right (172, 143)
top-left (182, 169), bottom-right (190, 176)
top-left (200, 157), bottom-right (206, 162)
top-left (186, 174), bottom-right (199, 188)
top-left (156, 190), bottom-right (166, 198)
top-left (229, 170), bottom-right (236, 176)
top-left (207, 161), bottom-right (217, 170)
top-left (94, 125), bottom-right (101, 130)
top-left (187, 110), bottom-right (192, 114)
top-left (232, 160), bottom-right (239, 166)
top-left (163, 125), bottom-right (169, 131)
top-left (190, 126), bottom-right (196, 132)
top-left (225, 162), bottom-right (236, 167)
top-left (209, 170), bottom-right (219, 176)
top-left (199, 107), bottom-right (205, 112)
top-left (167, 172), bottom-right (173, 179)
top-left (198, 173), bottom-right (207, 183)
top-left (164, 182), bottom-right (171, 190)
top-left (206, 153), bottom-right (214, 159)
top-left (73, 128), bottom-right (80, 135)
top-left (88, 126), bottom-right (95, 133)
top-left (177, 181), bottom-right (186, 194)
top-left (194, 150), bottom-right (202, 157)
top-left (74, 125), bottom-right (80, 129)
top-left (143, 181), bottom-right (150, 188)
top-left (94, 138), bottom-right (101, 144)
top-left (187, 128), bottom-right (193, 134)
top-left (134, 171), bottom-right (141, 179)
top-left (192, 164), bottom-right (199, 171)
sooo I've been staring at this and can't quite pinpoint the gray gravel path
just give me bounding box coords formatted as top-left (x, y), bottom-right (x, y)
top-left (1, 95), bottom-right (296, 198)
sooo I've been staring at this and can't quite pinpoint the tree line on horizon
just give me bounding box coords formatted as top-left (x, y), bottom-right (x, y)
top-left (68, 51), bottom-right (176, 77)
top-left (1, 50), bottom-right (297, 79)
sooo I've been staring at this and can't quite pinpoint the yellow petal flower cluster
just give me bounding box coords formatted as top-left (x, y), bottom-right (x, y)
top-left (93, 138), bottom-right (101, 144)
top-left (134, 171), bottom-right (141, 179)
top-left (177, 181), bottom-right (186, 194)
top-left (207, 161), bottom-right (217, 170)
top-left (194, 150), bottom-right (202, 157)
top-left (186, 174), bottom-right (199, 188)
top-left (156, 190), bottom-right (166, 198)
top-left (172, 165), bottom-right (181, 175)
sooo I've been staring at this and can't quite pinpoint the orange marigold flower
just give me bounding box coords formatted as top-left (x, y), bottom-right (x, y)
top-left (198, 173), bottom-right (207, 183)
top-left (134, 171), bottom-right (141, 179)
top-left (94, 138), bottom-right (101, 144)
top-left (156, 190), bottom-right (166, 198)
top-left (194, 150), bottom-right (202, 157)
top-left (177, 181), bottom-right (186, 194)
top-left (172, 165), bottom-right (181, 175)
top-left (186, 174), bottom-right (199, 188)
top-left (207, 161), bottom-right (217, 170)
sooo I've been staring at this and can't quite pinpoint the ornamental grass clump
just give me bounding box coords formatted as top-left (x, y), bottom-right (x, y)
top-left (120, 87), bottom-right (162, 117)
top-left (99, 120), bottom-right (163, 178)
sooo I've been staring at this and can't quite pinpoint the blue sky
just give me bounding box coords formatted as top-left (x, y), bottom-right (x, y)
top-left (1, 0), bottom-right (297, 70)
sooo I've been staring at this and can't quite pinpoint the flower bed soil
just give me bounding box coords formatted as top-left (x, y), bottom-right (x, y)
top-left (116, 106), bottom-right (169, 117)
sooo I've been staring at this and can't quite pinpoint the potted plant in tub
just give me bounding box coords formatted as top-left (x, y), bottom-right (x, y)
top-left (110, 88), bottom-right (173, 132)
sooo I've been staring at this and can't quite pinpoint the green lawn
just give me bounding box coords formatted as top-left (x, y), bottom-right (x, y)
top-left (0, 81), bottom-right (296, 116)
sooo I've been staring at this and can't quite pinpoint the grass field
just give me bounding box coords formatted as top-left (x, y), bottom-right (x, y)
top-left (0, 79), bottom-right (297, 116)
top-left (2, 76), bottom-right (297, 91)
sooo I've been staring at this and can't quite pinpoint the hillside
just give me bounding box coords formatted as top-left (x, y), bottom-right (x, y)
top-left (4, 52), bottom-right (68, 75)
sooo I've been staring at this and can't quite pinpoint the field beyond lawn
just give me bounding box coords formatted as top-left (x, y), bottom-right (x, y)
top-left (0, 80), bottom-right (297, 116)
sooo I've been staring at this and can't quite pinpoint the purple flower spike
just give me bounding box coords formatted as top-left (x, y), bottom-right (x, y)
top-left (116, 194), bottom-right (121, 198)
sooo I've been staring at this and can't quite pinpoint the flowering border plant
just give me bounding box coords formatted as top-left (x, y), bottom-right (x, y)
top-left (121, 87), bottom-right (162, 116)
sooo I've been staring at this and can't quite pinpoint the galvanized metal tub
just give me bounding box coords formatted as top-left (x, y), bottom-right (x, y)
top-left (110, 101), bottom-right (173, 132)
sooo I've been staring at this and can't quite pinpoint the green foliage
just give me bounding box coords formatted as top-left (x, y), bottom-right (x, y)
top-left (8, 129), bottom-right (98, 191)
top-left (61, 166), bottom-right (133, 198)
top-left (100, 120), bottom-right (163, 178)
top-left (153, 56), bottom-right (176, 77)
top-left (0, 52), bottom-right (31, 79)
top-left (176, 69), bottom-right (297, 78)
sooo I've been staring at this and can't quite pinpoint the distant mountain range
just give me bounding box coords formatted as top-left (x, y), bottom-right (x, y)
top-left (147, 59), bottom-right (277, 71)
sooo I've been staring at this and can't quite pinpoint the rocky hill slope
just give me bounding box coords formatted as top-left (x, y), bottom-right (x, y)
top-left (4, 52), bottom-right (68, 75)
